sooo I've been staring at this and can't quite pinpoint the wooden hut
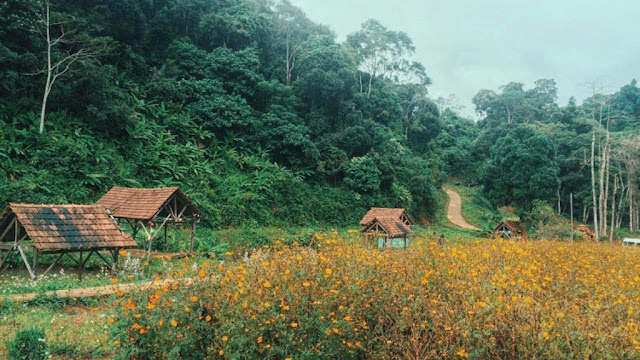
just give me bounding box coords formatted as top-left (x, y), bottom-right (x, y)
top-left (493, 220), bottom-right (526, 240)
top-left (0, 204), bottom-right (136, 279)
top-left (361, 217), bottom-right (413, 248)
top-left (96, 187), bottom-right (200, 259)
top-left (359, 208), bottom-right (414, 248)
top-left (359, 208), bottom-right (413, 228)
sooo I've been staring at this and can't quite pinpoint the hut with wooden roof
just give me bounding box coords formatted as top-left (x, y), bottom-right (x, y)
top-left (493, 220), bottom-right (526, 240)
top-left (359, 208), bottom-right (414, 248)
top-left (359, 208), bottom-right (413, 228)
top-left (96, 187), bottom-right (200, 259)
top-left (0, 204), bottom-right (136, 279)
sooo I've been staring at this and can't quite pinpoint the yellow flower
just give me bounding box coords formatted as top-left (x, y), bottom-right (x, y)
top-left (219, 350), bottom-right (224, 355)
top-left (113, 340), bottom-right (120, 346)
top-left (263, 281), bottom-right (271, 288)
top-left (206, 315), bottom-right (212, 322)
top-left (303, 281), bottom-right (310, 287)
top-left (184, 306), bottom-right (190, 312)
top-left (191, 296), bottom-right (198, 302)
top-left (107, 317), bottom-right (115, 324)
top-left (170, 319), bottom-right (178, 327)
top-left (222, 336), bottom-right (228, 342)
top-left (291, 322), bottom-right (298, 328)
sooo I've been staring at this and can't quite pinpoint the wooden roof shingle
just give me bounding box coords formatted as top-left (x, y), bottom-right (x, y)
top-left (96, 187), bottom-right (198, 221)
top-left (362, 217), bottom-right (413, 238)
top-left (359, 208), bottom-right (411, 226)
top-left (0, 204), bottom-right (136, 250)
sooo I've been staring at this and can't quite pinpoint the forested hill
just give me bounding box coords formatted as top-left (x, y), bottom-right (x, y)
top-left (1, 0), bottom-right (639, 230)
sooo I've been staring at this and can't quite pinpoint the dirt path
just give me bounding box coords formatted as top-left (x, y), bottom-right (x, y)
top-left (444, 188), bottom-right (480, 231)
top-left (2, 278), bottom-right (191, 302)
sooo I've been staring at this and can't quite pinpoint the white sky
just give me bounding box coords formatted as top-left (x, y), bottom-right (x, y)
top-left (289, 0), bottom-right (640, 118)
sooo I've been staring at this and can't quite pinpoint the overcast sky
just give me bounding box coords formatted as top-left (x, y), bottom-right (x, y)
top-left (289, 0), bottom-right (640, 118)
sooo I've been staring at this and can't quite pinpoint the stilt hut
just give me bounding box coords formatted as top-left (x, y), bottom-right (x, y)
top-left (493, 220), bottom-right (526, 240)
top-left (96, 187), bottom-right (200, 259)
top-left (359, 208), bottom-right (414, 248)
top-left (0, 204), bottom-right (136, 279)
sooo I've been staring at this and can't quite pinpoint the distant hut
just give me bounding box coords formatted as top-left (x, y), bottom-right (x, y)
top-left (359, 208), bottom-right (413, 228)
top-left (96, 187), bottom-right (200, 259)
top-left (493, 220), bottom-right (526, 240)
top-left (0, 204), bottom-right (136, 279)
top-left (359, 208), bottom-right (414, 248)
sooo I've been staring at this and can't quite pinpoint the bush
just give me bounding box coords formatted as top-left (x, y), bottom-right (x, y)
top-left (7, 327), bottom-right (47, 360)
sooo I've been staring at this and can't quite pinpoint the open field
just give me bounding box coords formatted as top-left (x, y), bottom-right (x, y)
top-left (4, 232), bottom-right (639, 359)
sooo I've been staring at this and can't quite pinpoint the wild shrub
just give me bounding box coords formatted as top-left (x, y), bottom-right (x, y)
top-left (7, 327), bottom-right (47, 360)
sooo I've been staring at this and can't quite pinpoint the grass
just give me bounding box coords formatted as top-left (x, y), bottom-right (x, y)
top-left (444, 183), bottom-right (503, 232)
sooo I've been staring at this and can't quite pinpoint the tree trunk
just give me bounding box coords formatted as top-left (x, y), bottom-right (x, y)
top-left (367, 73), bottom-right (373, 98)
top-left (609, 175), bottom-right (618, 243)
top-left (602, 142), bottom-right (610, 235)
top-left (39, 2), bottom-right (52, 134)
top-left (591, 132), bottom-right (599, 240)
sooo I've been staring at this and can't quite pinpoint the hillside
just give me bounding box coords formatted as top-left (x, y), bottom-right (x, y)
top-left (1, 0), bottom-right (638, 235)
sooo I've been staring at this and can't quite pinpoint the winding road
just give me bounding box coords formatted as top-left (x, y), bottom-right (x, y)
top-left (444, 188), bottom-right (480, 231)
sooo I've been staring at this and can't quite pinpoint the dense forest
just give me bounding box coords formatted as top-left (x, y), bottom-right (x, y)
top-left (1, 0), bottom-right (638, 234)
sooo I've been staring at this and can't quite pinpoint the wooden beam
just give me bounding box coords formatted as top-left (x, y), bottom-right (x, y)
top-left (17, 245), bottom-right (35, 280)
top-left (0, 248), bottom-right (16, 273)
top-left (40, 253), bottom-right (64, 278)
top-left (94, 251), bottom-right (112, 269)
top-left (0, 217), bottom-right (16, 242)
top-left (32, 249), bottom-right (38, 277)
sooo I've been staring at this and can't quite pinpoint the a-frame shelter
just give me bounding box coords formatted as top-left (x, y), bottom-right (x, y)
top-left (96, 187), bottom-right (200, 260)
top-left (0, 204), bottom-right (136, 279)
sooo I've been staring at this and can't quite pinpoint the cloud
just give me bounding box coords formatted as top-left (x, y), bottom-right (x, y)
top-left (289, 0), bottom-right (640, 117)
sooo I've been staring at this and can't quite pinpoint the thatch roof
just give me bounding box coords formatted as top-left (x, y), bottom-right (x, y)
top-left (494, 220), bottom-right (524, 233)
top-left (0, 204), bottom-right (136, 250)
top-left (362, 217), bottom-right (413, 238)
top-left (359, 208), bottom-right (412, 226)
top-left (96, 187), bottom-right (199, 221)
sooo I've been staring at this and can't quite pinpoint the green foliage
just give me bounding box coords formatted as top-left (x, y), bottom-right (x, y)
top-left (524, 200), bottom-right (572, 239)
top-left (344, 155), bottom-right (381, 194)
top-left (0, 0), bottom-right (445, 231)
top-left (480, 125), bottom-right (560, 212)
top-left (7, 327), bottom-right (47, 360)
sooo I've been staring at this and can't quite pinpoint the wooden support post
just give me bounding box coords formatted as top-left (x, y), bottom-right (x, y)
top-left (164, 224), bottom-right (168, 251)
top-left (41, 253), bottom-right (64, 277)
top-left (32, 249), bottom-right (38, 277)
top-left (78, 252), bottom-right (84, 282)
top-left (17, 246), bottom-right (35, 280)
top-left (0, 217), bottom-right (17, 241)
top-left (112, 248), bottom-right (119, 272)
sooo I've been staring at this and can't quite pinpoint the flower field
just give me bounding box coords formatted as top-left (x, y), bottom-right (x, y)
top-left (109, 234), bottom-right (640, 359)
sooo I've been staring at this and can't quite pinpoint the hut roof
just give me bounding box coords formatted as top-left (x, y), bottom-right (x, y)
top-left (359, 208), bottom-right (411, 226)
top-left (0, 204), bottom-right (136, 250)
top-left (362, 217), bottom-right (413, 238)
top-left (96, 187), bottom-right (199, 221)
top-left (494, 220), bottom-right (524, 233)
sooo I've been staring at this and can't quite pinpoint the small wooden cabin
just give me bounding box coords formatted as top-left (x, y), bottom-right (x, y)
top-left (359, 208), bottom-right (414, 248)
top-left (493, 220), bottom-right (526, 240)
top-left (359, 208), bottom-right (413, 228)
top-left (361, 217), bottom-right (413, 248)
top-left (96, 187), bottom-right (200, 259)
top-left (0, 204), bottom-right (136, 279)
